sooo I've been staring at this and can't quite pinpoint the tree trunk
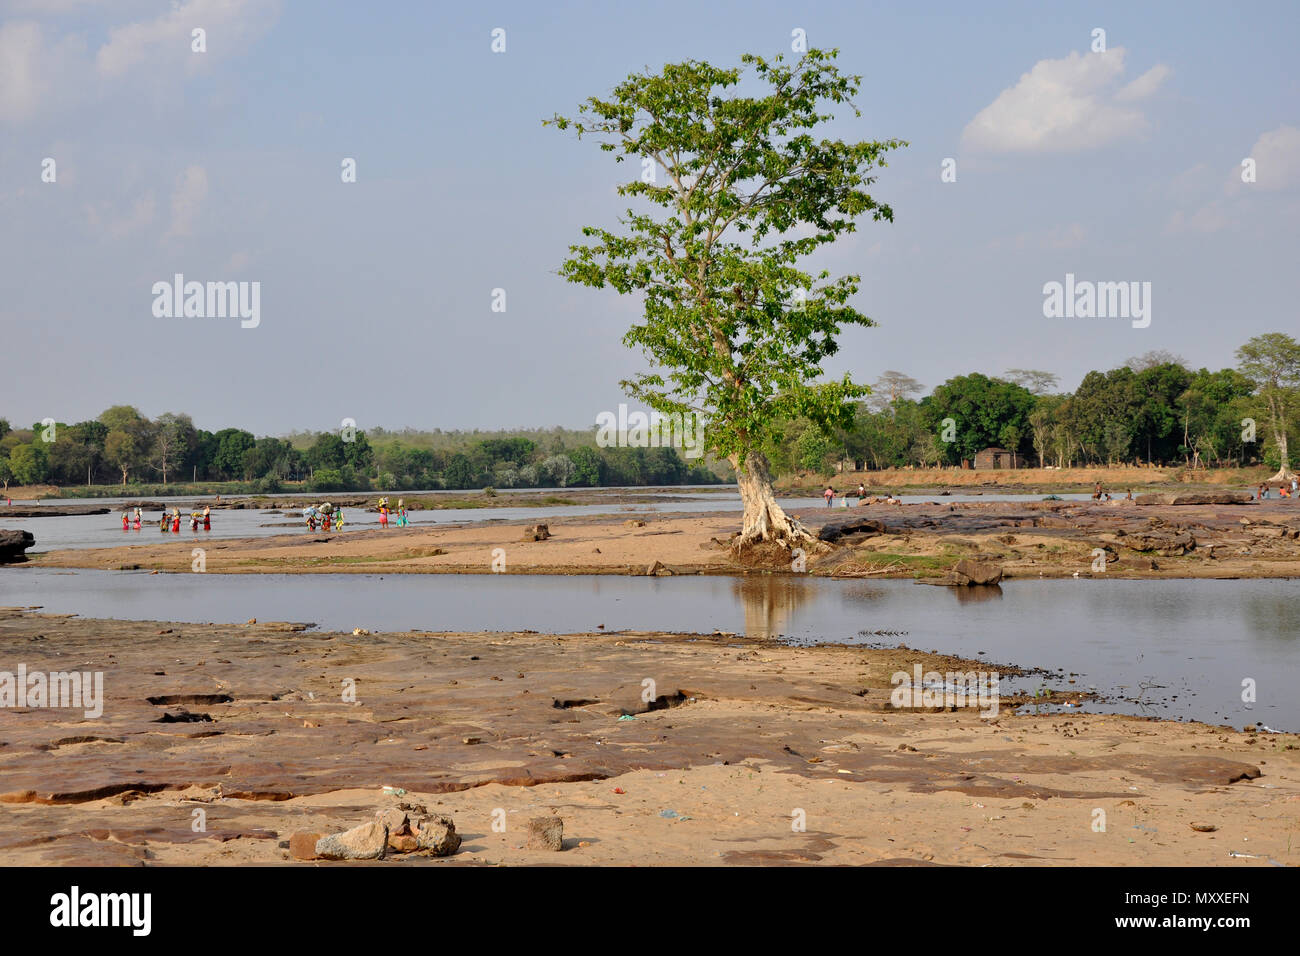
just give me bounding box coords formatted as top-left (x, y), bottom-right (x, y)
top-left (1270, 430), bottom-right (1294, 481)
top-left (731, 451), bottom-right (815, 548)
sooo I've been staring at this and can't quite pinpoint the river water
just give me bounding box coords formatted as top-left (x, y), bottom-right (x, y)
top-left (0, 568), bottom-right (1293, 731)
top-left (2, 489), bottom-right (1092, 552)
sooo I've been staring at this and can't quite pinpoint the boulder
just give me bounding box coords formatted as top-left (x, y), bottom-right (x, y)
top-left (522, 524), bottom-right (551, 541)
top-left (1124, 529), bottom-right (1195, 555)
top-left (315, 821), bottom-right (388, 861)
top-left (413, 814), bottom-right (461, 856)
top-left (0, 529), bottom-right (35, 564)
top-left (645, 560), bottom-right (672, 576)
top-left (526, 815), bottom-right (564, 851)
top-left (951, 558), bottom-right (1003, 586)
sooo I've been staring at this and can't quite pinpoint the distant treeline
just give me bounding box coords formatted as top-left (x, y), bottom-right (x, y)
top-left (764, 336), bottom-right (1299, 474)
top-left (6, 335), bottom-right (1295, 491)
top-left (0, 413), bottom-right (724, 493)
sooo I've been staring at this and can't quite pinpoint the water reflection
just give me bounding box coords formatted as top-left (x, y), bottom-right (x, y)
top-left (732, 575), bottom-right (816, 638)
top-left (949, 584), bottom-right (1004, 605)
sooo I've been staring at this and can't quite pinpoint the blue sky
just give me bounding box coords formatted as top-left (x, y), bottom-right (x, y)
top-left (1, 0), bottom-right (1296, 435)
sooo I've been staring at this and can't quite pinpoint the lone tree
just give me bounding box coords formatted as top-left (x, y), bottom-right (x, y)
top-left (1236, 332), bottom-right (1300, 480)
top-left (549, 49), bottom-right (904, 550)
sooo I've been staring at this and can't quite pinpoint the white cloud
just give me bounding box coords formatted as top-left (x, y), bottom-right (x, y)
top-left (0, 0), bottom-right (279, 123)
top-left (97, 0), bottom-right (278, 78)
top-left (85, 193), bottom-right (156, 239)
top-left (1242, 125), bottom-right (1300, 191)
top-left (962, 48), bottom-right (1170, 153)
top-left (1115, 64), bottom-right (1172, 102)
top-left (166, 165), bottom-right (208, 238)
top-left (1164, 200), bottom-right (1229, 236)
top-left (0, 20), bottom-right (88, 122)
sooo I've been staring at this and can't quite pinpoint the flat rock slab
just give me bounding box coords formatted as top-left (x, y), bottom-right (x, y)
top-left (1135, 493), bottom-right (1252, 506)
top-left (0, 506), bottom-right (110, 517)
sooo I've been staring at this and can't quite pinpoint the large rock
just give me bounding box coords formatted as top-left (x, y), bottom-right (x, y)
top-left (315, 821), bottom-right (388, 860)
top-left (951, 559), bottom-right (1003, 585)
top-left (526, 815), bottom-right (564, 851)
top-left (919, 558), bottom-right (1004, 588)
top-left (1124, 529), bottom-right (1195, 555)
top-left (0, 529), bottom-right (35, 564)
top-left (413, 815), bottom-right (461, 856)
top-left (1135, 492), bottom-right (1252, 506)
top-left (817, 517), bottom-right (886, 543)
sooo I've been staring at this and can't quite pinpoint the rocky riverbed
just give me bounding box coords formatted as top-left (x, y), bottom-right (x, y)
top-left (0, 608), bottom-right (1294, 866)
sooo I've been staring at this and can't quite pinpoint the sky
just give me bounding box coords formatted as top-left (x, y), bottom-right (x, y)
top-left (1, 0), bottom-right (1296, 436)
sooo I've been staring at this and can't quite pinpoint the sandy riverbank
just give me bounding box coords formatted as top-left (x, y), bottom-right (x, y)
top-left (19, 497), bottom-right (1300, 579)
top-left (0, 609), bottom-right (1294, 866)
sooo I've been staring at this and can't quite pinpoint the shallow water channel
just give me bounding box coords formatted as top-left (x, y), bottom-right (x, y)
top-left (1, 568), bottom-right (1294, 731)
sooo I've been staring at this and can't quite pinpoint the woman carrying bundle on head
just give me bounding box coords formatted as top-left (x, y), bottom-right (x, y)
top-left (122, 511), bottom-right (130, 531)
top-left (202, 505), bottom-right (211, 530)
top-left (133, 507), bottom-right (142, 530)
top-left (171, 508), bottom-right (181, 533)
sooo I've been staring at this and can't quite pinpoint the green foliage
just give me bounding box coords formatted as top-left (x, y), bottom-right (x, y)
top-left (549, 48), bottom-right (904, 474)
top-left (8, 443), bottom-right (48, 485)
top-left (920, 373), bottom-right (1036, 463)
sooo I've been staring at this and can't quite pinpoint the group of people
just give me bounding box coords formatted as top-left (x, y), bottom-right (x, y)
top-left (1090, 483), bottom-right (1133, 502)
top-left (121, 505), bottom-right (211, 532)
top-left (303, 503), bottom-right (344, 531)
top-left (823, 484), bottom-right (901, 507)
top-left (1258, 478), bottom-right (1299, 500)
top-left (377, 497), bottom-right (408, 527)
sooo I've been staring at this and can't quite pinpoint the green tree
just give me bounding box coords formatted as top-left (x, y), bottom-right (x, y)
top-left (306, 432), bottom-right (346, 472)
top-left (568, 445), bottom-right (604, 486)
top-left (103, 430), bottom-right (140, 486)
top-left (151, 412), bottom-right (196, 484)
top-left (1236, 332), bottom-right (1300, 478)
top-left (920, 374), bottom-right (1035, 464)
top-left (443, 453), bottom-right (478, 489)
top-left (549, 48), bottom-right (905, 548)
top-left (8, 443), bottom-right (48, 485)
top-left (342, 431), bottom-right (374, 474)
top-left (211, 429), bottom-right (257, 479)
